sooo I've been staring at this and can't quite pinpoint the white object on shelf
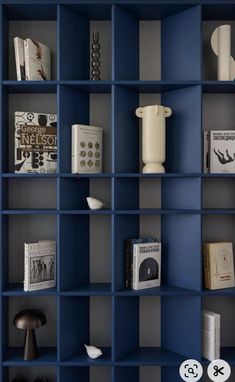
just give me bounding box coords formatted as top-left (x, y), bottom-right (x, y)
top-left (211, 24), bottom-right (235, 81)
top-left (135, 104), bottom-right (172, 173)
top-left (84, 344), bottom-right (103, 359)
top-left (86, 197), bottom-right (104, 210)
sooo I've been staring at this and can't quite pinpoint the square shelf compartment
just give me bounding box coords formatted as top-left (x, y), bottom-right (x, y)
top-left (1, 86), bottom-right (57, 174)
top-left (60, 296), bottom-right (112, 363)
top-left (2, 214), bottom-right (57, 293)
top-left (203, 178), bottom-right (235, 210)
top-left (202, 296), bottom-right (235, 363)
top-left (114, 366), bottom-right (182, 382)
top-left (2, 178), bottom-right (57, 211)
top-left (60, 366), bottom-right (111, 382)
top-left (59, 5), bottom-right (112, 81)
top-left (202, 5), bottom-right (235, 81)
top-left (114, 295), bottom-right (201, 363)
top-left (114, 4), bottom-right (201, 81)
top-left (114, 85), bottom-right (201, 174)
top-left (59, 85), bottom-right (112, 174)
top-left (114, 213), bottom-right (201, 293)
top-left (59, 214), bottom-right (111, 293)
top-left (2, 296), bottom-right (57, 364)
top-left (2, 4), bottom-right (58, 81)
top-left (60, 177), bottom-right (111, 211)
top-left (4, 366), bottom-right (57, 382)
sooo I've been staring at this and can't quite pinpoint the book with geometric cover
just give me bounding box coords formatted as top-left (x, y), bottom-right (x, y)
top-left (14, 111), bottom-right (57, 173)
top-left (24, 240), bottom-right (56, 291)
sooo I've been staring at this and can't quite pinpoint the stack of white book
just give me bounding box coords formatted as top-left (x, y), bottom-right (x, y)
top-left (202, 310), bottom-right (220, 361)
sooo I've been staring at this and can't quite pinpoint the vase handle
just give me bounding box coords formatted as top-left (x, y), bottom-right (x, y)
top-left (135, 107), bottom-right (143, 118)
top-left (164, 107), bottom-right (172, 118)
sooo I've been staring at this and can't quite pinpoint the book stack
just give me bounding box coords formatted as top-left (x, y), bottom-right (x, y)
top-left (125, 238), bottom-right (161, 290)
top-left (204, 130), bottom-right (235, 173)
top-left (203, 242), bottom-right (235, 290)
top-left (202, 310), bottom-right (220, 361)
top-left (24, 240), bottom-right (56, 292)
top-left (14, 37), bottom-right (51, 81)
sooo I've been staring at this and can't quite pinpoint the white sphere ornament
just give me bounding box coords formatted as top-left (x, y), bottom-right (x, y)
top-left (136, 104), bottom-right (172, 174)
top-left (86, 197), bottom-right (104, 210)
top-left (211, 24), bottom-right (235, 81)
top-left (84, 344), bottom-right (103, 359)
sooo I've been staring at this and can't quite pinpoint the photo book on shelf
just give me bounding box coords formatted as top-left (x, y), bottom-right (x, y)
top-left (14, 111), bottom-right (57, 173)
top-left (24, 240), bottom-right (56, 292)
top-left (203, 242), bottom-right (235, 290)
top-left (14, 36), bottom-right (51, 81)
top-left (204, 130), bottom-right (235, 173)
top-left (71, 124), bottom-right (103, 173)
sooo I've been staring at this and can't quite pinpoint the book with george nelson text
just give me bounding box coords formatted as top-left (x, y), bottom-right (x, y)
top-left (14, 111), bottom-right (57, 173)
top-left (24, 240), bottom-right (56, 292)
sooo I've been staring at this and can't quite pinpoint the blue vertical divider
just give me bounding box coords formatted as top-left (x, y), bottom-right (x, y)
top-left (162, 6), bottom-right (201, 81)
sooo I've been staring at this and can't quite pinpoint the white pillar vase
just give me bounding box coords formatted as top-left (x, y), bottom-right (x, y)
top-left (135, 104), bottom-right (172, 174)
top-left (211, 24), bottom-right (235, 81)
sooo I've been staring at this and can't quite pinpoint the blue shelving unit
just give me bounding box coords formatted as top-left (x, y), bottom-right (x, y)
top-left (1, 1), bottom-right (235, 381)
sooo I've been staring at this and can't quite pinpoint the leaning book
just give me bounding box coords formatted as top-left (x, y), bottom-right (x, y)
top-left (24, 38), bottom-right (51, 81)
top-left (14, 111), bottom-right (57, 173)
top-left (24, 240), bottom-right (56, 291)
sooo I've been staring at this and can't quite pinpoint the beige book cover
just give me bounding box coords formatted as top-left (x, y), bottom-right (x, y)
top-left (203, 242), bottom-right (235, 290)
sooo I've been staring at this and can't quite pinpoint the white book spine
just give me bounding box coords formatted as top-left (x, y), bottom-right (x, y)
top-left (24, 39), bottom-right (30, 81)
top-left (24, 243), bottom-right (29, 291)
top-left (132, 245), bottom-right (138, 290)
top-left (14, 37), bottom-right (25, 81)
top-left (71, 125), bottom-right (78, 173)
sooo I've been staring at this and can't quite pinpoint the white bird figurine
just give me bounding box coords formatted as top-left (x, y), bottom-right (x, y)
top-left (86, 197), bottom-right (104, 210)
top-left (84, 344), bottom-right (103, 359)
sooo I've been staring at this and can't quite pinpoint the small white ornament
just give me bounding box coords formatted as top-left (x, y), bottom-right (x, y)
top-left (84, 344), bottom-right (103, 359)
top-left (86, 197), bottom-right (104, 210)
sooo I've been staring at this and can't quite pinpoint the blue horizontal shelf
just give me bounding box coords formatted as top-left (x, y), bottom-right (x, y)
top-left (117, 347), bottom-right (186, 366)
top-left (2, 81), bottom-right (57, 93)
top-left (60, 283), bottom-right (112, 295)
top-left (202, 287), bottom-right (235, 296)
top-left (116, 285), bottom-right (198, 296)
top-left (2, 209), bottom-right (58, 215)
top-left (2, 173), bottom-right (59, 178)
top-left (202, 347), bottom-right (235, 365)
top-left (60, 209), bottom-right (113, 215)
top-left (2, 283), bottom-right (58, 296)
top-left (61, 347), bottom-right (111, 365)
top-left (3, 347), bottom-right (57, 366)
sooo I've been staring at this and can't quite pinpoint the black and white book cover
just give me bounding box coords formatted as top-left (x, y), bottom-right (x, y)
top-left (210, 130), bottom-right (235, 173)
top-left (14, 111), bottom-right (57, 173)
top-left (24, 38), bottom-right (51, 81)
top-left (132, 242), bottom-right (161, 290)
top-left (24, 240), bottom-right (56, 291)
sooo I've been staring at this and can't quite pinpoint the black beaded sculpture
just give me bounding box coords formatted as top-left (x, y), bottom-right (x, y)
top-left (91, 31), bottom-right (101, 80)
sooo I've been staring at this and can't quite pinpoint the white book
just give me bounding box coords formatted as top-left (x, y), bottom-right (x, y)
top-left (132, 242), bottom-right (161, 290)
top-left (202, 310), bottom-right (220, 361)
top-left (14, 37), bottom-right (26, 80)
top-left (71, 124), bottom-right (103, 173)
top-left (204, 131), bottom-right (210, 173)
top-left (24, 240), bottom-right (56, 291)
top-left (210, 130), bottom-right (235, 173)
top-left (24, 38), bottom-right (51, 81)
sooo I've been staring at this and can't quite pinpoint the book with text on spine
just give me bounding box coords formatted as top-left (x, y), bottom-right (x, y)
top-left (24, 240), bottom-right (56, 292)
top-left (202, 310), bottom-right (220, 361)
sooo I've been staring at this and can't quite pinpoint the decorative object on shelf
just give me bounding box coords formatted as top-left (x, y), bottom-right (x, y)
top-left (211, 24), bottom-right (235, 81)
top-left (84, 344), bottom-right (102, 359)
top-left (91, 31), bottom-right (101, 80)
top-left (86, 197), bottom-right (104, 210)
top-left (13, 309), bottom-right (47, 360)
top-left (71, 124), bottom-right (103, 173)
top-left (135, 104), bottom-right (172, 173)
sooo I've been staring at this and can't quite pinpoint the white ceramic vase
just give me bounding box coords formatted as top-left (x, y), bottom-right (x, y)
top-left (211, 24), bottom-right (235, 81)
top-left (135, 104), bottom-right (172, 173)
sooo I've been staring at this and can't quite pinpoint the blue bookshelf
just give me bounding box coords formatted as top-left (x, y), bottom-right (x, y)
top-left (1, 1), bottom-right (235, 381)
